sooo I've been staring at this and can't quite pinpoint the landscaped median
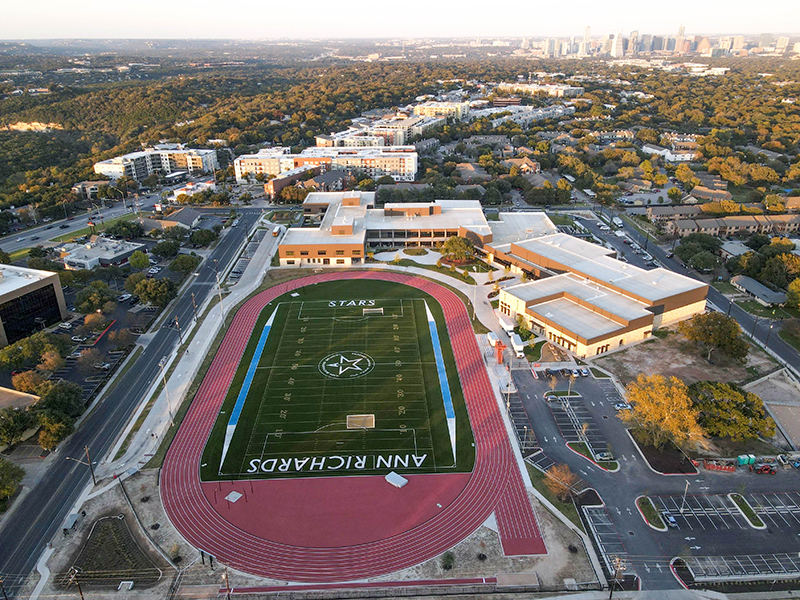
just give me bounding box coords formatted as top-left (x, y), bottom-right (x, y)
top-left (566, 441), bottom-right (619, 472)
top-left (728, 493), bottom-right (766, 529)
top-left (635, 495), bottom-right (667, 531)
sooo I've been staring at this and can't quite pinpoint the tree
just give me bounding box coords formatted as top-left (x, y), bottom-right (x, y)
top-left (0, 250), bottom-right (9, 264)
top-left (37, 350), bottom-right (64, 373)
top-left (667, 188), bottom-right (682, 202)
top-left (163, 226), bottom-right (188, 242)
top-left (441, 236), bottom-right (474, 262)
top-left (37, 381), bottom-right (85, 418)
top-left (134, 278), bottom-right (177, 307)
top-left (75, 280), bottom-right (115, 313)
top-left (689, 382), bottom-right (775, 441)
top-left (128, 250), bottom-right (150, 271)
top-left (0, 457), bottom-right (24, 501)
top-left (77, 348), bottom-right (102, 375)
top-left (787, 279), bottom-right (800, 309)
top-left (620, 374), bottom-right (704, 449)
top-left (0, 408), bottom-right (36, 447)
top-left (678, 312), bottom-right (749, 363)
top-left (82, 312), bottom-right (105, 332)
top-left (689, 250), bottom-right (719, 273)
top-left (544, 463), bottom-right (579, 502)
top-left (125, 272), bottom-right (146, 295)
top-left (152, 240), bottom-right (180, 258)
top-left (108, 329), bottom-right (134, 349)
top-left (0, 331), bottom-right (65, 371)
top-left (105, 221), bottom-right (144, 239)
top-left (190, 229), bottom-right (217, 246)
top-left (37, 412), bottom-right (74, 451)
top-left (169, 254), bottom-right (201, 273)
top-left (11, 371), bottom-right (45, 394)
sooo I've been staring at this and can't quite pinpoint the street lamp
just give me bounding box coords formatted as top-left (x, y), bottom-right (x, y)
top-left (158, 356), bottom-right (174, 427)
top-left (765, 322), bottom-right (775, 346)
top-left (679, 479), bottom-right (690, 514)
top-left (173, 315), bottom-right (183, 344)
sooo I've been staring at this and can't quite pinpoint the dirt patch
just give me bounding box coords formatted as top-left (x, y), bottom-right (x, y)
top-left (630, 431), bottom-right (697, 475)
top-left (593, 329), bottom-right (776, 386)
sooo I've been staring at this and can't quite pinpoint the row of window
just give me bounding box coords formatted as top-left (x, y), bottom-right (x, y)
top-left (284, 249), bottom-right (361, 257)
top-left (285, 258), bottom-right (347, 265)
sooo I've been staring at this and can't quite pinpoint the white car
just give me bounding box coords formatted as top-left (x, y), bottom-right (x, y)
top-left (58, 322), bottom-right (73, 330)
top-left (117, 294), bottom-right (132, 302)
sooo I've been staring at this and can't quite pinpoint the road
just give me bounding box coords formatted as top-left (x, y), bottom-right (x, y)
top-left (0, 209), bottom-right (260, 598)
top-left (0, 195), bottom-right (160, 254)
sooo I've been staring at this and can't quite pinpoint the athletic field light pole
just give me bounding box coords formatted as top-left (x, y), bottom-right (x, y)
top-left (159, 356), bottom-right (175, 427)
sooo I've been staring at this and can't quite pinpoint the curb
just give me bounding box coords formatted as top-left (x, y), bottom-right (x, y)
top-left (625, 429), bottom-right (697, 477)
top-left (566, 442), bottom-right (620, 473)
top-left (634, 495), bottom-right (667, 532)
top-left (727, 493), bottom-right (767, 530)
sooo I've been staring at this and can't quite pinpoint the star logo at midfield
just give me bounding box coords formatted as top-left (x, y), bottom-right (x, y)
top-left (318, 351), bottom-right (375, 379)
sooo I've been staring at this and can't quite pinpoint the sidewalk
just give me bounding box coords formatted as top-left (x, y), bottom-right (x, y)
top-left (97, 217), bottom-right (279, 478)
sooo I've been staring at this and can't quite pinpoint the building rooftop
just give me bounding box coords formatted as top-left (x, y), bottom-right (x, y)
top-left (732, 275), bottom-right (787, 305)
top-left (488, 212), bottom-right (559, 246)
top-left (0, 386), bottom-right (39, 411)
top-left (0, 264), bottom-right (57, 297)
top-left (59, 238), bottom-right (146, 262)
top-left (527, 297), bottom-right (627, 340)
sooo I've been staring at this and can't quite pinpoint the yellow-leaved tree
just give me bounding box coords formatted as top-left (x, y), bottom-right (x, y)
top-left (620, 374), bottom-right (704, 450)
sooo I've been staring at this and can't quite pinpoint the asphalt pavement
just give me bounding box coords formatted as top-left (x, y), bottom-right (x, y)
top-left (0, 209), bottom-right (260, 597)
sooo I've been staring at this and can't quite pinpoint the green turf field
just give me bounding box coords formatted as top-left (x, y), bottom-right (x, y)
top-left (200, 280), bottom-right (475, 481)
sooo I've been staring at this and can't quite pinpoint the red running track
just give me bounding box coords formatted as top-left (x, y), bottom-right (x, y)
top-left (161, 272), bottom-right (545, 582)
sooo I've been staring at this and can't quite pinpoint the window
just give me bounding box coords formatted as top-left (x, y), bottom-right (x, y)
top-left (335, 250), bottom-right (345, 256)
top-left (0, 284), bottom-right (61, 344)
top-left (300, 251), bottom-right (309, 256)
top-left (285, 250), bottom-right (295, 256)
top-left (317, 250), bottom-right (327, 256)
top-left (352, 250), bottom-right (361, 256)
top-left (287, 259), bottom-right (295, 265)
top-left (336, 259), bottom-right (345, 264)
top-left (323, 258), bottom-right (330, 265)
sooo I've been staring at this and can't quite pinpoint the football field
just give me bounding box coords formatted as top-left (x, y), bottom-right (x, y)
top-left (200, 280), bottom-right (475, 481)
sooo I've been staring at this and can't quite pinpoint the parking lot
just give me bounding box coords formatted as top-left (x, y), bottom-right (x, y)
top-left (650, 494), bottom-right (748, 531)
top-left (547, 395), bottom-right (611, 457)
top-left (582, 506), bottom-right (634, 578)
top-left (745, 492), bottom-right (800, 528)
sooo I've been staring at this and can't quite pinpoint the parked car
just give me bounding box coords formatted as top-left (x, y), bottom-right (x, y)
top-left (595, 451), bottom-right (614, 462)
top-left (117, 293), bottom-right (132, 302)
top-left (93, 363), bottom-right (111, 371)
top-left (68, 351), bottom-right (83, 359)
top-left (570, 368), bottom-right (580, 378)
top-left (579, 368), bottom-right (589, 377)
top-left (614, 402), bottom-right (632, 411)
top-left (71, 335), bottom-right (88, 343)
top-left (560, 368), bottom-right (571, 377)
top-left (58, 322), bottom-right (73, 330)
top-left (662, 511), bottom-right (678, 528)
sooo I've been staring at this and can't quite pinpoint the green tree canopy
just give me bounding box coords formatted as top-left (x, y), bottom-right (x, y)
top-left (169, 254), bottom-right (201, 273)
top-left (152, 240), bottom-right (180, 258)
top-left (190, 229), bottom-right (218, 246)
top-left (125, 272), bottom-right (146, 295)
top-left (128, 250), bottom-right (150, 271)
top-left (105, 220), bottom-right (144, 239)
top-left (689, 381), bottom-right (775, 441)
top-left (134, 278), bottom-right (177, 307)
top-left (0, 331), bottom-right (65, 371)
top-left (37, 381), bottom-right (85, 419)
top-left (678, 312), bottom-right (749, 363)
top-left (440, 236), bottom-right (474, 262)
top-left (0, 456), bottom-right (25, 501)
top-left (75, 280), bottom-right (115, 313)
top-left (0, 408), bottom-right (36, 447)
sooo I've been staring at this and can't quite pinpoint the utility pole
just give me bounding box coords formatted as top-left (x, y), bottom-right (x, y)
top-left (68, 568), bottom-right (85, 600)
top-left (173, 315), bottom-right (183, 344)
top-left (66, 446), bottom-right (97, 486)
top-left (222, 567), bottom-right (231, 600)
top-left (158, 356), bottom-right (175, 427)
top-left (191, 292), bottom-right (199, 322)
top-left (608, 556), bottom-right (626, 599)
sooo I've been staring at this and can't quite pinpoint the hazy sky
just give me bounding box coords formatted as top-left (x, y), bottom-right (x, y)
top-left (2, 0), bottom-right (798, 40)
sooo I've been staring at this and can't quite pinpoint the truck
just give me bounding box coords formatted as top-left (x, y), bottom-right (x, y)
top-left (498, 313), bottom-right (516, 335)
top-left (487, 332), bottom-right (499, 347)
top-left (272, 226), bottom-right (282, 237)
top-left (612, 217), bottom-right (624, 228)
top-left (510, 333), bottom-right (526, 359)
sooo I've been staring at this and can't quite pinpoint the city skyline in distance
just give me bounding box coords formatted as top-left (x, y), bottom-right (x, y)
top-left (2, 0), bottom-right (799, 41)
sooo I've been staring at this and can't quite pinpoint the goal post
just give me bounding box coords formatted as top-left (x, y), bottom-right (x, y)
top-left (362, 307), bottom-right (384, 316)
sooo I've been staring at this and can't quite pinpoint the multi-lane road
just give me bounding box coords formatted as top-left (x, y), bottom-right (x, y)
top-left (0, 209), bottom-right (261, 598)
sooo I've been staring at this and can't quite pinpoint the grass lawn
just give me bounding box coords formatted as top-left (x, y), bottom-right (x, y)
top-left (779, 329), bottom-right (800, 351)
top-left (712, 281), bottom-right (738, 294)
top-left (636, 496), bottom-right (665, 529)
top-left (490, 299), bottom-right (499, 309)
top-left (462, 259), bottom-right (496, 273)
top-left (9, 247), bottom-right (31, 262)
top-left (567, 441), bottom-right (618, 470)
top-left (525, 464), bottom-right (584, 531)
top-left (590, 367), bottom-right (610, 378)
top-left (730, 493), bottom-right (764, 527)
top-left (266, 210), bottom-right (298, 224)
top-left (524, 340), bottom-right (546, 362)
top-left (390, 258), bottom-right (476, 285)
top-left (403, 247), bottom-right (428, 256)
top-left (50, 213), bottom-right (137, 242)
top-left (200, 279), bottom-right (475, 481)
top-left (547, 214), bottom-right (575, 227)
top-left (735, 300), bottom-right (790, 320)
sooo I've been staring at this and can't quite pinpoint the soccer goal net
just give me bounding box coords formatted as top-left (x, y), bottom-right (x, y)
top-left (362, 307), bottom-right (384, 316)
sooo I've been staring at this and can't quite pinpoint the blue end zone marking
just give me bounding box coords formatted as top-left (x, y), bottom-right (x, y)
top-left (227, 317), bottom-right (273, 428)
top-left (425, 302), bottom-right (455, 420)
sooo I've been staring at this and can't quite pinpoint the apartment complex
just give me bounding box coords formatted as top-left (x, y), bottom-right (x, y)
top-left (497, 82), bottom-right (585, 98)
top-left (315, 115), bottom-right (444, 147)
top-left (0, 265), bottom-right (68, 347)
top-left (277, 196), bottom-right (706, 357)
top-left (234, 146), bottom-right (418, 184)
top-left (667, 214), bottom-right (800, 237)
top-left (94, 144), bottom-right (219, 182)
top-left (412, 101), bottom-right (471, 121)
